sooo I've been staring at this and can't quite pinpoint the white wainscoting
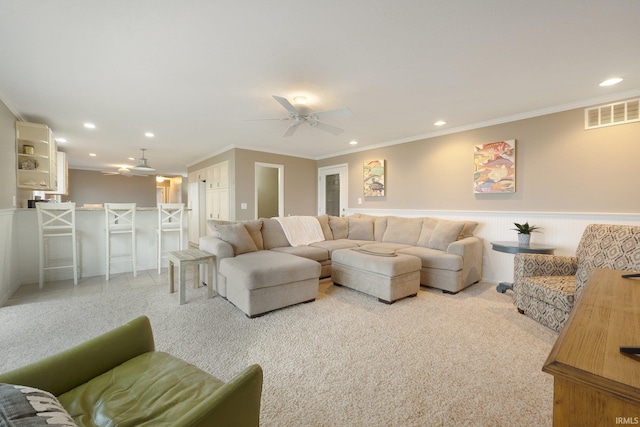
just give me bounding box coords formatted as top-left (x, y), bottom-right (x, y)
top-left (345, 208), bottom-right (640, 286)
top-left (0, 209), bottom-right (18, 306)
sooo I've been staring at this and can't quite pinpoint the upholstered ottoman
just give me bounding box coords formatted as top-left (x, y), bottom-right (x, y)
top-left (220, 250), bottom-right (321, 318)
top-left (331, 248), bottom-right (421, 304)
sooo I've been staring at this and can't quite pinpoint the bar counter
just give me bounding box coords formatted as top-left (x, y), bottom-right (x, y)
top-left (14, 207), bottom-right (189, 283)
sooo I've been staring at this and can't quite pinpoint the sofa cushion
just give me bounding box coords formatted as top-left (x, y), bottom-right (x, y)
top-left (428, 220), bottom-right (465, 251)
top-left (359, 242), bottom-right (412, 252)
top-left (58, 352), bottom-right (225, 426)
top-left (220, 251), bottom-right (320, 290)
top-left (397, 246), bottom-right (463, 271)
top-left (316, 214), bottom-right (334, 240)
top-left (329, 216), bottom-right (349, 239)
top-left (348, 217), bottom-right (374, 241)
top-left (260, 218), bottom-right (291, 249)
top-left (357, 214), bottom-right (387, 241)
top-left (206, 219), bottom-right (236, 235)
top-left (243, 220), bottom-right (264, 250)
top-left (416, 217), bottom-right (439, 247)
top-left (382, 216), bottom-right (422, 245)
top-left (459, 221), bottom-right (478, 239)
top-left (271, 245), bottom-right (329, 262)
top-left (310, 240), bottom-right (360, 256)
top-left (216, 223), bottom-right (258, 255)
top-left (0, 383), bottom-right (77, 426)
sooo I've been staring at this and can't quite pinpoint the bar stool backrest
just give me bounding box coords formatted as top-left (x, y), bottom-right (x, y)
top-left (158, 203), bottom-right (184, 232)
top-left (105, 203), bottom-right (136, 232)
top-left (37, 203), bottom-right (76, 237)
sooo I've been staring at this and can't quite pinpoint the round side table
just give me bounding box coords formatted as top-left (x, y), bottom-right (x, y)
top-left (491, 241), bottom-right (556, 293)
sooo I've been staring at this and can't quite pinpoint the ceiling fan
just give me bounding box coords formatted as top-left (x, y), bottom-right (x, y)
top-left (247, 95), bottom-right (352, 137)
top-left (102, 167), bottom-right (145, 177)
top-left (102, 149), bottom-right (156, 177)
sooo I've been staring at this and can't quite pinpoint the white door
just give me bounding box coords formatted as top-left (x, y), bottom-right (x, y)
top-left (318, 164), bottom-right (348, 217)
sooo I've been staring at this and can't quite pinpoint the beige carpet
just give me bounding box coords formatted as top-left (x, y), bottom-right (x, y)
top-left (0, 278), bottom-right (557, 426)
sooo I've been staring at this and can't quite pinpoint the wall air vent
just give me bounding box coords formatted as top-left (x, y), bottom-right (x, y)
top-left (585, 98), bottom-right (640, 130)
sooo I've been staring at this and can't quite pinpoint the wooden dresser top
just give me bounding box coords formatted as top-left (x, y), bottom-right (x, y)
top-left (543, 268), bottom-right (640, 403)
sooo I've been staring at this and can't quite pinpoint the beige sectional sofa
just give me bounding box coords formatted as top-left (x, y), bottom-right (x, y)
top-left (199, 214), bottom-right (483, 317)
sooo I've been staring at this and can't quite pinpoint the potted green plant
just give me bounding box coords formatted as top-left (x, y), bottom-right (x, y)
top-left (512, 222), bottom-right (541, 245)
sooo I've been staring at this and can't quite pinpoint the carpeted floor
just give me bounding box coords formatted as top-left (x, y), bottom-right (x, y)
top-left (0, 273), bottom-right (558, 426)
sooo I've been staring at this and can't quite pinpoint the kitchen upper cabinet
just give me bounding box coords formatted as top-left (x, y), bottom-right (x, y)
top-left (190, 168), bottom-right (207, 183)
top-left (44, 152), bottom-right (68, 195)
top-left (16, 121), bottom-right (58, 191)
top-left (205, 188), bottom-right (230, 225)
top-left (206, 161), bottom-right (229, 190)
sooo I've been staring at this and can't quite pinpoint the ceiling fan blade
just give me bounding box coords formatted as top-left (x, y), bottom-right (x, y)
top-left (243, 117), bottom-right (290, 121)
top-left (313, 120), bottom-right (344, 135)
top-left (312, 108), bottom-right (353, 121)
top-left (273, 95), bottom-right (299, 115)
top-left (282, 122), bottom-right (299, 137)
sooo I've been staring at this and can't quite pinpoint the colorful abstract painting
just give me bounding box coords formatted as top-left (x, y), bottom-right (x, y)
top-left (474, 140), bottom-right (516, 193)
top-left (364, 159), bottom-right (385, 197)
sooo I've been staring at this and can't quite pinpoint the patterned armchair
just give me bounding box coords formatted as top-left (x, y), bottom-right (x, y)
top-left (513, 224), bottom-right (640, 332)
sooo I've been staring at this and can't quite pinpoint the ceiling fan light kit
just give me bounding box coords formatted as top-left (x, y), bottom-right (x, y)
top-left (249, 95), bottom-right (353, 138)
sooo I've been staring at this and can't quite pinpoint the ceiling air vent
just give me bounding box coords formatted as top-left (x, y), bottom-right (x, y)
top-left (585, 98), bottom-right (640, 130)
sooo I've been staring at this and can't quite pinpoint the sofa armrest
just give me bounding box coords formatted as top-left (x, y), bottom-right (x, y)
top-left (514, 253), bottom-right (578, 282)
top-left (446, 236), bottom-right (482, 257)
top-left (447, 236), bottom-right (483, 286)
top-left (199, 236), bottom-right (234, 264)
top-left (0, 316), bottom-right (155, 397)
top-left (178, 364), bottom-right (263, 427)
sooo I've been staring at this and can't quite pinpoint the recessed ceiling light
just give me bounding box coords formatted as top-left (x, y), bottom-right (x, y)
top-left (434, 120), bottom-right (447, 126)
top-left (145, 132), bottom-right (154, 138)
top-left (84, 123), bottom-right (96, 129)
top-left (349, 140), bottom-right (358, 145)
top-left (599, 77), bottom-right (623, 87)
top-left (89, 153), bottom-right (97, 157)
top-left (55, 137), bottom-right (67, 143)
top-left (128, 157), bottom-right (135, 161)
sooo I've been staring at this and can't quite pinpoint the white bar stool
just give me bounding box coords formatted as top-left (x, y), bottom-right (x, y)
top-left (104, 203), bottom-right (137, 280)
top-left (157, 203), bottom-right (185, 274)
top-left (36, 203), bottom-right (80, 289)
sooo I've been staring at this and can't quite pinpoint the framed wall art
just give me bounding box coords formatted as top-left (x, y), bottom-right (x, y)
top-left (364, 159), bottom-right (385, 197)
top-left (473, 140), bottom-right (516, 193)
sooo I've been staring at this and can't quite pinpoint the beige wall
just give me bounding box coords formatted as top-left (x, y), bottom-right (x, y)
top-left (319, 107), bottom-right (640, 213)
top-left (0, 102), bottom-right (17, 209)
top-left (67, 169), bottom-right (158, 207)
top-left (233, 149), bottom-right (317, 221)
top-left (188, 148), bottom-right (317, 221)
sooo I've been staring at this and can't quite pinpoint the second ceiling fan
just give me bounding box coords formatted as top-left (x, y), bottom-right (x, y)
top-left (251, 95), bottom-right (353, 137)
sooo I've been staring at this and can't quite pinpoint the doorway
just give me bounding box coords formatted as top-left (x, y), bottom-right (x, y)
top-left (255, 163), bottom-right (284, 218)
top-left (318, 164), bottom-right (348, 216)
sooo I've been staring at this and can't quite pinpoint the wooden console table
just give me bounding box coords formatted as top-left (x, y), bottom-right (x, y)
top-left (543, 268), bottom-right (640, 426)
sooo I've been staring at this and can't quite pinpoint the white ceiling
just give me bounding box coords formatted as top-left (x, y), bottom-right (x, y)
top-left (1, 1), bottom-right (639, 176)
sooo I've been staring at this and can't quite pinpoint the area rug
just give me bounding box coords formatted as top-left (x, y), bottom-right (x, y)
top-left (0, 279), bottom-right (557, 426)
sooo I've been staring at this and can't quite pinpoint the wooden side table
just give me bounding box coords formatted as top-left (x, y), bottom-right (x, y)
top-left (168, 249), bottom-right (216, 305)
top-left (491, 241), bottom-right (556, 293)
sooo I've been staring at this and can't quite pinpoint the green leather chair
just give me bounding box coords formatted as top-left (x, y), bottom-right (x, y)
top-left (0, 316), bottom-right (263, 426)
